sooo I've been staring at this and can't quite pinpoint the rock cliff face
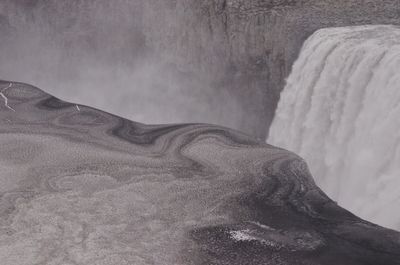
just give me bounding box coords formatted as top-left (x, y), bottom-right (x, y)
top-left (140, 0), bottom-right (400, 137)
top-left (1, 0), bottom-right (400, 138)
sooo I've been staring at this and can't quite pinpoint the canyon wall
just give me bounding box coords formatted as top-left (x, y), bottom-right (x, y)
top-left (1, 0), bottom-right (400, 138)
top-left (140, 0), bottom-right (400, 137)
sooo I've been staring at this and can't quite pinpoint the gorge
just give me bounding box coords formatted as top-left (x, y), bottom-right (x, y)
top-left (1, 0), bottom-right (400, 138)
top-left (1, 0), bottom-right (400, 264)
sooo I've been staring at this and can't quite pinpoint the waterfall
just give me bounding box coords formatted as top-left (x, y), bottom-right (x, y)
top-left (268, 25), bottom-right (400, 231)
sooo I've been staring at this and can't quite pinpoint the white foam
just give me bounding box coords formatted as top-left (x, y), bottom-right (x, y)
top-left (269, 25), bottom-right (400, 230)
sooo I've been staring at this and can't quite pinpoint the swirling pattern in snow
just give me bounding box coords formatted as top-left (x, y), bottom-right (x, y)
top-left (0, 80), bottom-right (399, 264)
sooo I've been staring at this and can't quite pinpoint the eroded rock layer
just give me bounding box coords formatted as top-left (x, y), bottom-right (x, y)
top-left (0, 80), bottom-right (399, 264)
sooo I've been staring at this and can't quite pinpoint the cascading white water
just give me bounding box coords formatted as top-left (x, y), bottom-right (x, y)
top-left (268, 25), bottom-right (400, 231)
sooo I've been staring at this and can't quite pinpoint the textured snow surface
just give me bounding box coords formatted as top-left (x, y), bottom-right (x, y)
top-left (0, 80), bottom-right (399, 264)
top-left (269, 25), bottom-right (400, 230)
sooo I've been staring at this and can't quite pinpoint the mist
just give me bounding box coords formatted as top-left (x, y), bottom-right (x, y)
top-left (0, 0), bottom-right (267, 138)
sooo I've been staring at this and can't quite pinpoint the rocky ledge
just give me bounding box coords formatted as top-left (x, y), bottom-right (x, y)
top-left (0, 80), bottom-right (399, 265)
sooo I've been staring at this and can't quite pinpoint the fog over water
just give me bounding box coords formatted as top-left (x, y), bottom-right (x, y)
top-left (0, 0), bottom-right (253, 135)
top-left (269, 25), bottom-right (400, 230)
